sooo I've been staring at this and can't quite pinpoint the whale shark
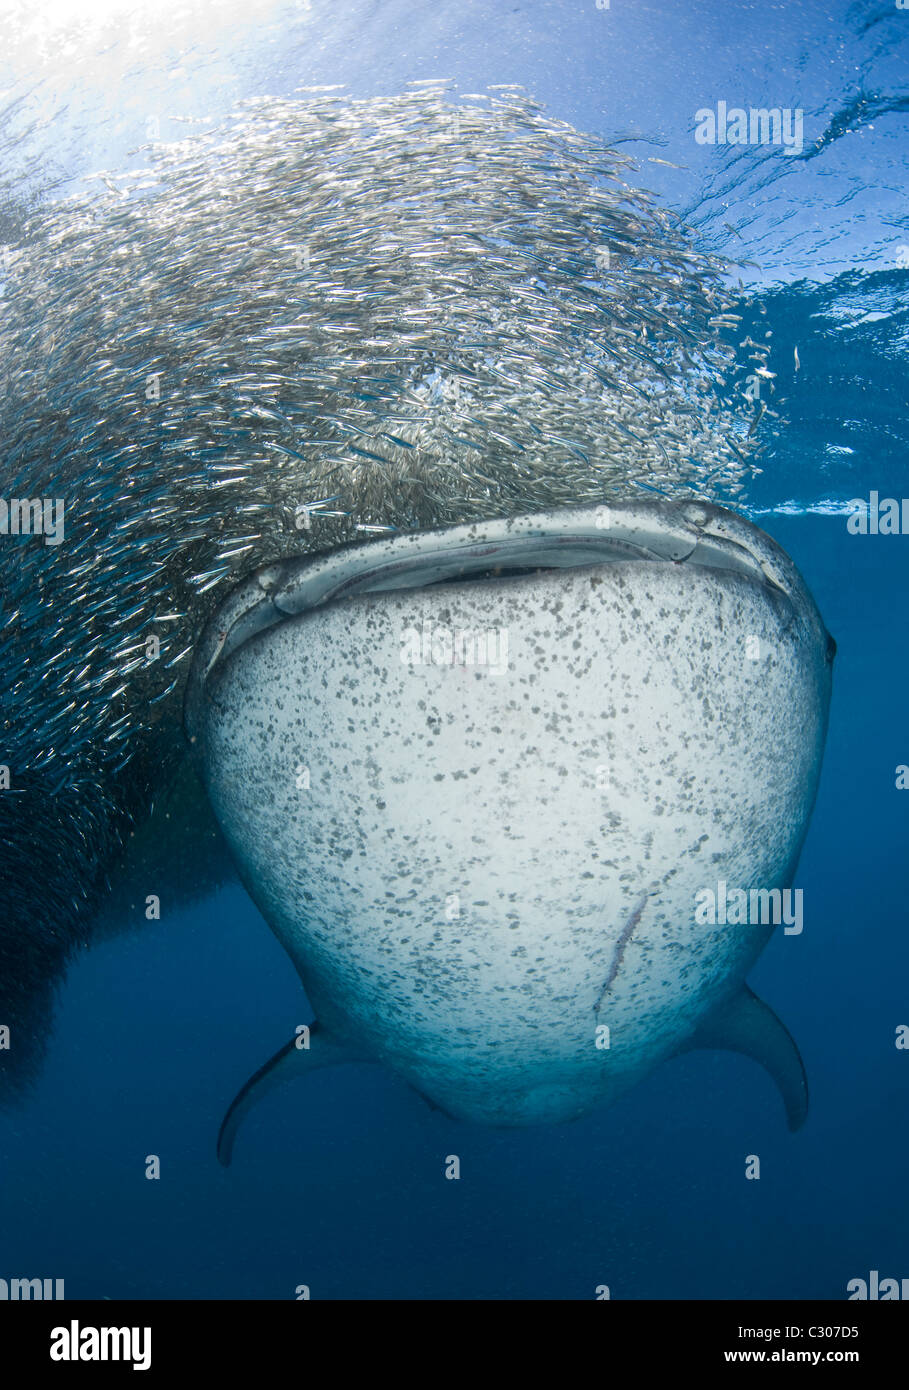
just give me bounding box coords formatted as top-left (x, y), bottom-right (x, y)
top-left (183, 499), bottom-right (834, 1163)
top-left (0, 88), bottom-right (770, 1103)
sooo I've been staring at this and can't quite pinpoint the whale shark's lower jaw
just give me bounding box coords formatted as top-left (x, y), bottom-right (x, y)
top-left (185, 501), bottom-right (833, 1162)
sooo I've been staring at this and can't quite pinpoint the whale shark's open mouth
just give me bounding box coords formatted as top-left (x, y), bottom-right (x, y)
top-left (185, 498), bottom-right (823, 742)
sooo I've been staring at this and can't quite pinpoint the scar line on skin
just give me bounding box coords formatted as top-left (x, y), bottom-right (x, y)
top-left (594, 893), bottom-right (648, 1015)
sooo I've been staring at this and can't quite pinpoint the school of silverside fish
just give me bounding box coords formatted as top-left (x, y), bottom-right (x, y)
top-left (0, 83), bottom-right (771, 1085)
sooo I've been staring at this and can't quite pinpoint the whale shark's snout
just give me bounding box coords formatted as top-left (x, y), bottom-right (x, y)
top-left (185, 501), bottom-right (833, 1163)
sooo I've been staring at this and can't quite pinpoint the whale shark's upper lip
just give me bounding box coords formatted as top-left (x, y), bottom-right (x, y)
top-left (184, 499), bottom-right (828, 744)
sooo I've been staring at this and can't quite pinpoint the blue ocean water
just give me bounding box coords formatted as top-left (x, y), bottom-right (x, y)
top-left (1, 0), bottom-right (908, 1300)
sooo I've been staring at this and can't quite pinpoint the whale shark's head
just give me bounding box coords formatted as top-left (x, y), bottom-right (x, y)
top-left (186, 499), bottom-right (832, 1143)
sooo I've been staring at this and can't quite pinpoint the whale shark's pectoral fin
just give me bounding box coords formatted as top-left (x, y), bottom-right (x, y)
top-left (218, 1024), bottom-right (367, 1166)
top-left (681, 986), bottom-right (809, 1131)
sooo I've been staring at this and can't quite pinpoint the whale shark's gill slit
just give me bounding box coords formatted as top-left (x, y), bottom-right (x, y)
top-left (594, 893), bottom-right (649, 1016)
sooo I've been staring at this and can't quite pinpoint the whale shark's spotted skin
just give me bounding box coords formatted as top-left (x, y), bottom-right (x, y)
top-left (186, 502), bottom-right (833, 1155)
